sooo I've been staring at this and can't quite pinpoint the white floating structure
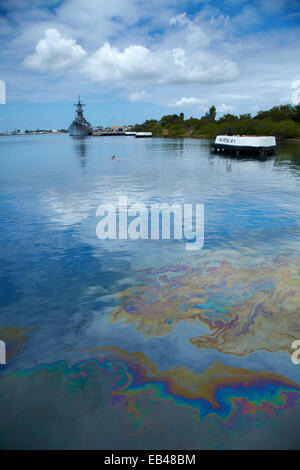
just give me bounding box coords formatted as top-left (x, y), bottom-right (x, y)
top-left (212, 135), bottom-right (276, 156)
top-left (135, 132), bottom-right (152, 138)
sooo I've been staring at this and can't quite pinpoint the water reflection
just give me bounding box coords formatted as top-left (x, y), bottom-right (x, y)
top-left (153, 138), bottom-right (185, 155)
top-left (210, 150), bottom-right (275, 163)
top-left (274, 142), bottom-right (300, 173)
top-left (72, 136), bottom-right (89, 171)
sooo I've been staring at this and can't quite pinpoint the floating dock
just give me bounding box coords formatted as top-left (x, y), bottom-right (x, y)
top-left (92, 130), bottom-right (126, 136)
top-left (135, 132), bottom-right (152, 138)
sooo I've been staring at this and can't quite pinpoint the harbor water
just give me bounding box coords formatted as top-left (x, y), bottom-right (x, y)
top-left (0, 134), bottom-right (300, 449)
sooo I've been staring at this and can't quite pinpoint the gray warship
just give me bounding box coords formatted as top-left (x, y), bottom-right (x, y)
top-left (69, 96), bottom-right (93, 137)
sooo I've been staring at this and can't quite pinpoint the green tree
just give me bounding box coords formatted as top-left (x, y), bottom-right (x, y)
top-left (160, 114), bottom-right (182, 126)
top-left (292, 105), bottom-right (300, 123)
top-left (239, 113), bottom-right (251, 120)
top-left (208, 105), bottom-right (216, 122)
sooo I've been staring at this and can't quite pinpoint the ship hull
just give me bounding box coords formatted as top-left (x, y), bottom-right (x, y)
top-left (212, 143), bottom-right (277, 152)
top-left (69, 121), bottom-right (92, 137)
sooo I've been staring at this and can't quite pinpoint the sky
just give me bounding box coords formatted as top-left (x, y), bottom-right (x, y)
top-left (0, 0), bottom-right (300, 130)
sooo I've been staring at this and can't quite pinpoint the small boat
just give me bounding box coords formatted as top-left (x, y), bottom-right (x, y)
top-left (212, 135), bottom-right (276, 156)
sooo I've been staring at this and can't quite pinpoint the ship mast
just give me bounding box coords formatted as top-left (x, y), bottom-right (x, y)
top-left (75, 94), bottom-right (85, 119)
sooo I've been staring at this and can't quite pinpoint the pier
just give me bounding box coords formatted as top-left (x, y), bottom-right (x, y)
top-left (92, 130), bottom-right (152, 137)
top-left (92, 130), bottom-right (126, 136)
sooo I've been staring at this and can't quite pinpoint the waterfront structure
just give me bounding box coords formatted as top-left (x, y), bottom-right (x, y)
top-left (135, 132), bottom-right (152, 138)
top-left (212, 135), bottom-right (276, 156)
top-left (93, 128), bottom-right (125, 136)
top-left (111, 126), bottom-right (125, 132)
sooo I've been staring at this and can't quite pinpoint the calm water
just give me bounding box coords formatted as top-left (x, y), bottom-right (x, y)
top-left (0, 134), bottom-right (300, 449)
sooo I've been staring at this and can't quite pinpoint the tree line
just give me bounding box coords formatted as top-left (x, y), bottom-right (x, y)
top-left (133, 104), bottom-right (300, 140)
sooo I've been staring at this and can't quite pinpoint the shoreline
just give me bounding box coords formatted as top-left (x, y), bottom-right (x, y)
top-left (1, 133), bottom-right (300, 143)
top-left (150, 135), bottom-right (300, 143)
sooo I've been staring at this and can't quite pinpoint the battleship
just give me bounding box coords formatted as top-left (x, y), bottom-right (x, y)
top-left (69, 96), bottom-right (93, 137)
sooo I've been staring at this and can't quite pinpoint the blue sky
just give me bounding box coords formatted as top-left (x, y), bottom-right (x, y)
top-left (0, 0), bottom-right (300, 130)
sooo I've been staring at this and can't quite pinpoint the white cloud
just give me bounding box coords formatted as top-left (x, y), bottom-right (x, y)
top-left (23, 29), bottom-right (239, 86)
top-left (169, 11), bottom-right (210, 48)
top-left (83, 42), bottom-right (238, 86)
top-left (217, 103), bottom-right (235, 113)
top-left (129, 90), bottom-right (147, 102)
top-left (83, 42), bottom-right (168, 82)
top-left (23, 29), bottom-right (86, 71)
top-left (169, 12), bottom-right (189, 26)
top-left (169, 96), bottom-right (207, 107)
top-left (162, 59), bottom-right (239, 85)
top-left (172, 48), bottom-right (187, 68)
top-left (4, 0), bottom-right (300, 118)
